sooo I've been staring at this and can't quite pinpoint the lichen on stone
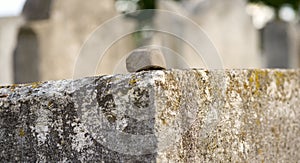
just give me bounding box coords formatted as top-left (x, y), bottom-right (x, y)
top-left (0, 69), bottom-right (299, 162)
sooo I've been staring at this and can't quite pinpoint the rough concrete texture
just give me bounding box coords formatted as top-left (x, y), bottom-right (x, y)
top-left (0, 69), bottom-right (299, 162)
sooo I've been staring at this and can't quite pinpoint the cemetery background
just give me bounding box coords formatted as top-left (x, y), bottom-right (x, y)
top-left (0, 0), bottom-right (299, 85)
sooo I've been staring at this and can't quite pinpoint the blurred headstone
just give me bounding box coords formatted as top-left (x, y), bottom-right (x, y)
top-left (0, 17), bottom-right (24, 85)
top-left (22, 0), bottom-right (52, 20)
top-left (288, 22), bottom-right (299, 68)
top-left (14, 27), bottom-right (40, 84)
top-left (262, 20), bottom-right (299, 68)
top-left (157, 0), bottom-right (261, 68)
top-left (297, 24), bottom-right (300, 68)
top-left (19, 0), bottom-right (135, 81)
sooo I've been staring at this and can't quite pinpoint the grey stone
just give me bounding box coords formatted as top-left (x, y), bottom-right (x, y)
top-left (0, 69), bottom-right (300, 162)
top-left (262, 20), bottom-right (299, 68)
top-left (14, 27), bottom-right (40, 84)
top-left (263, 21), bottom-right (289, 68)
top-left (126, 48), bottom-right (166, 72)
top-left (22, 0), bottom-right (52, 20)
top-left (0, 16), bottom-right (24, 85)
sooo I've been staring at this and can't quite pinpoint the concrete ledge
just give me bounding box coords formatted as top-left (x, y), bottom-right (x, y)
top-left (0, 69), bottom-right (299, 162)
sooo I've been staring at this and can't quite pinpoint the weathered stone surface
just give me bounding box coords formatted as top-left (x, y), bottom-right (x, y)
top-left (0, 69), bottom-right (299, 162)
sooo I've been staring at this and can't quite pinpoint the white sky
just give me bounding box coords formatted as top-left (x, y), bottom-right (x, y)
top-left (0, 0), bottom-right (26, 17)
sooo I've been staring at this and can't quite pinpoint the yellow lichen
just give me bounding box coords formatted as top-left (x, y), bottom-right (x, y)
top-left (129, 76), bottom-right (139, 86)
top-left (257, 148), bottom-right (263, 155)
top-left (249, 70), bottom-right (268, 96)
top-left (19, 128), bottom-right (25, 137)
top-left (10, 84), bottom-right (18, 91)
top-left (161, 117), bottom-right (168, 125)
top-left (255, 119), bottom-right (261, 126)
top-left (274, 71), bottom-right (285, 87)
top-left (48, 101), bottom-right (54, 107)
top-left (31, 82), bottom-right (42, 89)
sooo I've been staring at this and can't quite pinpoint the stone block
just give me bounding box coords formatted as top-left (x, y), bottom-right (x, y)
top-left (0, 69), bottom-right (299, 162)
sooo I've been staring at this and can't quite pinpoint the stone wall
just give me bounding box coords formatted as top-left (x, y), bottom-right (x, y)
top-left (0, 69), bottom-right (299, 162)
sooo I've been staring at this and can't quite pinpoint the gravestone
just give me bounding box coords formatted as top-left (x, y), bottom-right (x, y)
top-left (157, 0), bottom-right (261, 68)
top-left (22, 0), bottom-right (52, 20)
top-left (289, 23), bottom-right (299, 68)
top-left (0, 16), bottom-right (24, 85)
top-left (295, 23), bottom-right (300, 68)
top-left (262, 21), bottom-right (289, 68)
top-left (14, 27), bottom-right (40, 84)
top-left (20, 0), bottom-right (135, 81)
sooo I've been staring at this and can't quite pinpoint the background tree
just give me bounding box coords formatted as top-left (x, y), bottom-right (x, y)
top-left (249, 0), bottom-right (299, 14)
